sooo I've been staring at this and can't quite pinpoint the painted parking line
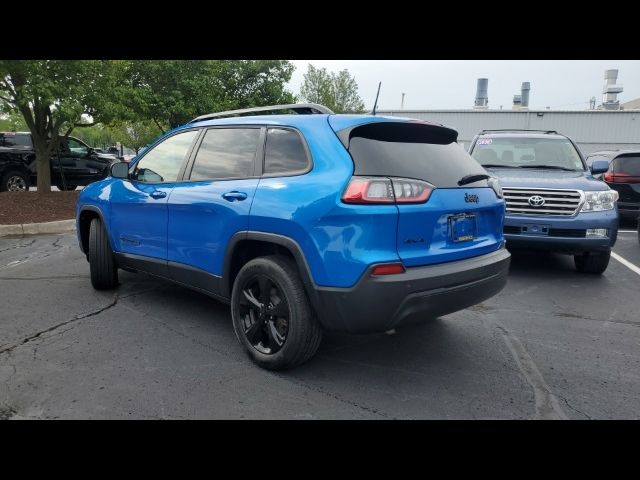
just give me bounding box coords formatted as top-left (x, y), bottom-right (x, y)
top-left (611, 252), bottom-right (640, 276)
top-left (618, 230), bottom-right (637, 233)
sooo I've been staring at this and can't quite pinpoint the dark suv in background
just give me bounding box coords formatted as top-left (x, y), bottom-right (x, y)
top-left (0, 131), bottom-right (118, 191)
top-left (586, 150), bottom-right (640, 223)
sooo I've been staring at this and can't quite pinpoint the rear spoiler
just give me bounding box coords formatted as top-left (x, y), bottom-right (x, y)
top-left (336, 121), bottom-right (458, 149)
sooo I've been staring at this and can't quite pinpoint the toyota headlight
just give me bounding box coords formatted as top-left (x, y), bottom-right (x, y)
top-left (487, 177), bottom-right (503, 199)
top-left (581, 190), bottom-right (618, 212)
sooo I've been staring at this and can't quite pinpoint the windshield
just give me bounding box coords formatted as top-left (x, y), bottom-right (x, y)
top-left (471, 136), bottom-right (585, 171)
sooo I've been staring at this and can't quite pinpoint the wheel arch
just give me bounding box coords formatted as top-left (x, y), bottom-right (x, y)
top-left (78, 206), bottom-right (113, 255)
top-left (222, 232), bottom-right (320, 309)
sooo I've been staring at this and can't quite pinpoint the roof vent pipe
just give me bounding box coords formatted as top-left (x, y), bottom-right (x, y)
top-left (474, 78), bottom-right (488, 109)
top-left (521, 82), bottom-right (530, 109)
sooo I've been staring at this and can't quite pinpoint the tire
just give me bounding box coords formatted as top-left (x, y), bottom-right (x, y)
top-left (56, 183), bottom-right (78, 191)
top-left (1, 170), bottom-right (29, 192)
top-left (574, 250), bottom-right (611, 274)
top-left (88, 217), bottom-right (118, 289)
top-left (231, 255), bottom-right (322, 370)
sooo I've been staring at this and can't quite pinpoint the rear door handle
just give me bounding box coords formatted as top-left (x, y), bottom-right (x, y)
top-left (150, 191), bottom-right (167, 199)
top-left (222, 191), bottom-right (248, 202)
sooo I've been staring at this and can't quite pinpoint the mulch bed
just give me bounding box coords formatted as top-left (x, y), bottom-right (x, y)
top-left (0, 191), bottom-right (80, 225)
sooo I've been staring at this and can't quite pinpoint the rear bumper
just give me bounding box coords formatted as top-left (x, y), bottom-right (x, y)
top-left (503, 210), bottom-right (618, 252)
top-left (313, 247), bottom-right (510, 333)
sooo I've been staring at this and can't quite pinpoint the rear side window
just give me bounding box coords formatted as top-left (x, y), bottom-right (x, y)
top-left (345, 122), bottom-right (487, 188)
top-left (613, 155), bottom-right (640, 175)
top-left (264, 128), bottom-right (309, 175)
top-left (190, 128), bottom-right (260, 180)
top-left (0, 133), bottom-right (32, 148)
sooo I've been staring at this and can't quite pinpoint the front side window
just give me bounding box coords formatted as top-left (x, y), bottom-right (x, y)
top-left (471, 136), bottom-right (585, 171)
top-left (190, 128), bottom-right (260, 180)
top-left (67, 138), bottom-right (89, 155)
top-left (133, 130), bottom-right (199, 183)
top-left (264, 128), bottom-right (309, 175)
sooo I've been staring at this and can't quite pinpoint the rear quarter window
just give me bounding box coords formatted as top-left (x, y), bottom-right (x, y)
top-left (263, 128), bottom-right (309, 175)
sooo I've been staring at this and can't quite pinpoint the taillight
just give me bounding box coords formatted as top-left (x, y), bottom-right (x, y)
top-left (371, 263), bottom-right (406, 276)
top-left (603, 172), bottom-right (640, 183)
top-left (341, 176), bottom-right (433, 204)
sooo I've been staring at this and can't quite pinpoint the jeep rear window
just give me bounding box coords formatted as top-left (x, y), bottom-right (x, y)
top-left (613, 155), bottom-right (640, 175)
top-left (345, 122), bottom-right (487, 188)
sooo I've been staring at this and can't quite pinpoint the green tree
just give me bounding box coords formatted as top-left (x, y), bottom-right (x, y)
top-left (0, 108), bottom-right (28, 131)
top-left (120, 60), bottom-right (296, 131)
top-left (299, 64), bottom-right (365, 113)
top-left (0, 60), bottom-right (120, 191)
top-left (109, 121), bottom-right (163, 154)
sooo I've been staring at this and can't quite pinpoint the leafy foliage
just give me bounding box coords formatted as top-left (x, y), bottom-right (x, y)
top-left (299, 64), bottom-right (365, 113)
top-left (119, 60), bottom-right (297, 130)
top-left (0, 60), bottom-right (120, 190)
top-left (108, 121), bottom-right (163, 154)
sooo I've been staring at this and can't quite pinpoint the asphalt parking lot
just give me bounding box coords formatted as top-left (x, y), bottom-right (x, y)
top-left (1, 226), bottom-right (639, 419)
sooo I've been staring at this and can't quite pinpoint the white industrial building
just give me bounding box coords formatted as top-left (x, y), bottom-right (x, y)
top-left (375, 109), bottom-right (640, 155)
top-left (377, 69), bottom-right (640, 156)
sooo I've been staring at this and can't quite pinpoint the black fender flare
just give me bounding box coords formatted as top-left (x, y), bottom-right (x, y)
top-left (78, 205), bottom-right (113, 254)
top-left (221, 231), bottom-right (321, 310)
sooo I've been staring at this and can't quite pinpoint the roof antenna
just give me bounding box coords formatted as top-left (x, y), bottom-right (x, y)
top-left (372, 82), bottom-right (382, 115)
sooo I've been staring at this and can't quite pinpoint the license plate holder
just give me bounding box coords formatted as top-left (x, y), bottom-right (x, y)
top-left (449, 214), bottom-right (477, 242)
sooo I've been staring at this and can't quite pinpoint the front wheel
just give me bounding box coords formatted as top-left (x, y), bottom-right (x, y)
top-left (574, 250), bottom-right (611, 274)
top-left (231, 255), bottom-right (322, 370)
top-left (88, 217), bottom-right (118, 289)
top-left (1, 170), bottom-right (29, 192)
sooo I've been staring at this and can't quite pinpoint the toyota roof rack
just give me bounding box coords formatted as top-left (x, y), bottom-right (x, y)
top-left (479, 129), bottom-right (558, 134)
top-left (190, 103), bottom-right (334, 123)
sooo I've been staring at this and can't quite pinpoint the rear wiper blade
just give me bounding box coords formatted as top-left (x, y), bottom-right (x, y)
top-left (519, 165), bottom-right (578, 171)
top-left (480, 164), bottom-right (521, 168)
top-left (458, 173), bottom-right (490, 186)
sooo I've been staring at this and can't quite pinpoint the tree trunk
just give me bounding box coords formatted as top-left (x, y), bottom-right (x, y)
top-left (33, 140), bottom-right (52, 192)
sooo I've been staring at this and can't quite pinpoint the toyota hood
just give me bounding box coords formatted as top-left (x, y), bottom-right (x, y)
top-left (486, 168), bottom-right (611, 192)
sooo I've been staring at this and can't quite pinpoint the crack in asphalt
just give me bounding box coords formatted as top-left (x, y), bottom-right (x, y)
top-left (493, 323), bottom-right (569, 420)
top-left (119, 298), bottom-right (388, 419)
top-left (555, 392), bottom-right (592, 420)
top-left (0, 239), bottom-right (36, 254)
top-left (275, 374), bottom-right (390, 419)
top-left (0, 275), bottom-right (89, 281)
top-left (0, 293), bottom-right (119, 357)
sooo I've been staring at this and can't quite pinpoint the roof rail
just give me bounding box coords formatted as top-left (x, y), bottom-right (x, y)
top-left (480, 129), bottom-right (558, 134)
top-left (190, 103), bottom-right (334, 123)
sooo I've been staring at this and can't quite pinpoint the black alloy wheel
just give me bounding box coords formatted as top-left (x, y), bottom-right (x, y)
top-left (238, 274), bottom-right (290, 355)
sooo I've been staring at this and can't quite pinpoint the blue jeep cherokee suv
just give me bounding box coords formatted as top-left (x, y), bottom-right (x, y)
top-left (76, 104), bottom-right (510, 370)
top-left (469, 130), bottom-right (619, 274)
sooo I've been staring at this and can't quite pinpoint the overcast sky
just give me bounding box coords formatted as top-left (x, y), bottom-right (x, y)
top-left (288, 60), bottom-right (640, 111)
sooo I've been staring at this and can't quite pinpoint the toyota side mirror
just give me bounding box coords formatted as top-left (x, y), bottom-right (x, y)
top-left (589, 159), bottom-right (609, 175)
top-left (111, 161), bottom-right (130, 179)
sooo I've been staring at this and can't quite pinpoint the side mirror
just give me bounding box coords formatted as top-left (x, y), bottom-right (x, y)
top-left (111, 161), bottom-right (130, 179)
top-left (87, 147), bottom-right (94, 156)
top-left (590, 159), bottom-right (609, 175)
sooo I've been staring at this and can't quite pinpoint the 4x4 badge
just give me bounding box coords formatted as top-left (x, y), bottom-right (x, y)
top-left (465, 193), bottom-right (479, 203)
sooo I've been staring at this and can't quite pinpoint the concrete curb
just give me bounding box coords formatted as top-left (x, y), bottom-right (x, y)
top-left (0, 219), bottom-right (76, 237)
